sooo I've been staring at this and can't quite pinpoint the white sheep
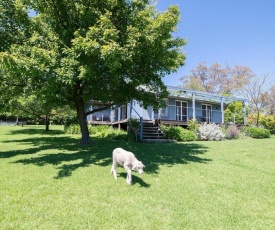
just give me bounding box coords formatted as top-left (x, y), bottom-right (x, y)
top-left (111, 147), bottom-right (145, 185)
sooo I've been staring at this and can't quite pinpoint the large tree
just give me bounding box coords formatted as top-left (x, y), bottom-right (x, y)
top-left (1, 0), bottom-right (186, 143)
top-left (179, 62), bottom-right (254, 94)
top-left (239, 74), bottom-right (273, 127)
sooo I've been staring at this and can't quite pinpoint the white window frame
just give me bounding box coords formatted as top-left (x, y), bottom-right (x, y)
top-left (175, 100), bottom-right (188, 121)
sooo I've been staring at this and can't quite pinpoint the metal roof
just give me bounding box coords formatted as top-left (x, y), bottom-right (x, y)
top-left (166, 86), bottom-right (248, 104)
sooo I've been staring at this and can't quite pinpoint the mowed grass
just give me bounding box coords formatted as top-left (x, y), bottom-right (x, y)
top-left (0, 125), bottom-right (274, 229)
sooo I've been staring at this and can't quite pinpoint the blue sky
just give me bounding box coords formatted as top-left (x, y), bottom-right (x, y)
top-left (156, 0), bottom-right (275, 86)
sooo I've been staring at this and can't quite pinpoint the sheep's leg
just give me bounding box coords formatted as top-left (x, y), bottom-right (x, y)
top-left (124, 163), bottom-right (132, 185)
top-left (111, 163), bottom-right (117, 180)
top-left (127, 170), bottom-right (132, 185)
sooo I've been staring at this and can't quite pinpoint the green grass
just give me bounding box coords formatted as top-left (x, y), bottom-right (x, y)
top-left (0, 125), bottom-right (275, 229)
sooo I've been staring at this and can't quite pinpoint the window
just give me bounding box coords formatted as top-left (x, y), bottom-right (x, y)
top-left (202, 104), bottom-right (212, 122)
top-left (176, 101), bottom-right (188, 121)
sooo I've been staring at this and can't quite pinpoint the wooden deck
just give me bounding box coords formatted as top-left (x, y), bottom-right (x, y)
top-left (89, 118), bottom-right (217, 128)
top-left (157, 119), bottom-right (188, 126)
top-left (89, 120), bottom-right (112, 125)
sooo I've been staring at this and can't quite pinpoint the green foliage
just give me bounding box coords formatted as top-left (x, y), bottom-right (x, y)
top-left (198, 123), bottom-right (225, 141)
top-left (0, 0), bottom-right (32, 51)
top-left (63, 115), bottom-right (79, 127)
top-left (224, 101), bottom-right (245, 124)
top-left (245, 127), bottom-right (271, 139)
top-left (127, 118), bottom-right (140, 142)
top-left (259, 115), bottom-right (275, 134)
top-left (127, 118), bottom-right (140, 130)
top-left (187, 119), bottom-right (199, 132)
top-left (160, 125), bottom-right (197, 142)
top-left (64, 124), bottom-right (80, 134)
top-left (64, 124), bottom-right (134, 141)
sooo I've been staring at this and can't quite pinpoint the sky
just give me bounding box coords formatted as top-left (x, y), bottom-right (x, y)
top-left (156, 0), bottom-right (275, 87)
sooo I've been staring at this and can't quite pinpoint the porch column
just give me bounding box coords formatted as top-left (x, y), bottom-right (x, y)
top-left (192, 92), bottom-right (196, 120)
top-left (129, 100), bottom-right (133, 119)
top-left (110, 108), bottom-right (115, 122)
top-left (221, 97), bottom-right (224, 124)
top-left (118, 107), bottom-right (121, 121)
top-left (151, 106), bottom-right (154, 120)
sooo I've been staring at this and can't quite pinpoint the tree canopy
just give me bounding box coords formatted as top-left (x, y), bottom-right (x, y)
top-left (179, 62), bottom-right (254, 95)
top-left (1, 0), bottom-right (186, 143)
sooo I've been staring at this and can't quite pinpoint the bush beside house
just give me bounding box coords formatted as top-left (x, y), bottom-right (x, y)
top-left (245, 127), bottom-right (271, 139)
top-left (160, 125), bottom-right (197, 142)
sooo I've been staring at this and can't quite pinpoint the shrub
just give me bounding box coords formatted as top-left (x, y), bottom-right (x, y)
top-left (245, 127), bottom-right (271, 139)
top-left (88, 125), bottom-right (113, 136)
top-left (187, 119), bottom-right (200, 132)
top-left (160, 125), bottom-right (197, 142)
top-left (260, 116), bottom-right (275, 134)
top-left (64, 124), bottom-right (81, 134)
top-left (64, 124), bottom-right (134, 141)
top-left (198, 123), bottom-right (225, 141)
top-left (127, 118), bottom-right (140, 142)
top-left (106, 130), bottom-right (135, 142)
top-left (225, 125), bottom-right (240, 140)
top-left (63, 115), bottom-right (79, 127)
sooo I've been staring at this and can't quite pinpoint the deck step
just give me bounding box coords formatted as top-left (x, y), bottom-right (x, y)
top-left (140, 122), bottom-right (167, 140)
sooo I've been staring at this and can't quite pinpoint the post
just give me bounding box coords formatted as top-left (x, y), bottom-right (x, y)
top-left (130, 100), bottom-right (133, 119)
top-left (118, 107), bottom-right (121, 121)
top-left (139, 117), bottom-right (143, 140)
top-left (110, 108), bottom-right (114, 122)
top-left (192, 92), bottom-right (196, 120)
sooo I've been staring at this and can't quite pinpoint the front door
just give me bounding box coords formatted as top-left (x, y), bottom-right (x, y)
top-left (202, 104), bottom-right (212, 122)
top-left (176, 101), bottom-right (188, 121)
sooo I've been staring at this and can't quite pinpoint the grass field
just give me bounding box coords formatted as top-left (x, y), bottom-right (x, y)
top-left (0, 125), bottom-right (274, 229)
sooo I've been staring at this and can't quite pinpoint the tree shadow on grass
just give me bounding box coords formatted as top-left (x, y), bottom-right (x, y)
top-left (130, 142), bottom-right (211, 174)
top-left (1, 127), bottom-right (211, 179)
top-left (117, 172), bottom-right (151, 188)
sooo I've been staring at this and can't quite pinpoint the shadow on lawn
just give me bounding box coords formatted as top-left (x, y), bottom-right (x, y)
top-left (118, 172), bottom-right (151, 187)
top-left (1, 127), bottom-right (211, 180)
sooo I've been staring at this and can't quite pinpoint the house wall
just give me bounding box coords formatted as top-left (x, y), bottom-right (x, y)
top-left (153, 97), bottom-right (223, 123)
top-left (87, 98), bottom-right (224, 123)
top-left (129, 101), bottom-right (144, 119)
top-left (126, 100), bottom-right (155, 120)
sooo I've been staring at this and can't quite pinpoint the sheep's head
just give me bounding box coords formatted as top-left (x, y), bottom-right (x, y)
top-left (132, 160), bottom-right (145, 174)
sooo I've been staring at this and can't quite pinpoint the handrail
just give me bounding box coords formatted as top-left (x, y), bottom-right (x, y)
top-left (127, 102), bottom-right (142, 119)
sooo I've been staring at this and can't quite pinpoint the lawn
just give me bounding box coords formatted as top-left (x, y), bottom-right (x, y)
top-left (0, 125), bottom-right (274, 229)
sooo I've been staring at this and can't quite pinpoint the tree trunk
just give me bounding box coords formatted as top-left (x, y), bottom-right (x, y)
top-left (75, 98), bottom-right (91, 144)
top-left (45, 114), bottom-right (50, 131)
top-left (256, 110), bottom-right (260, 127)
